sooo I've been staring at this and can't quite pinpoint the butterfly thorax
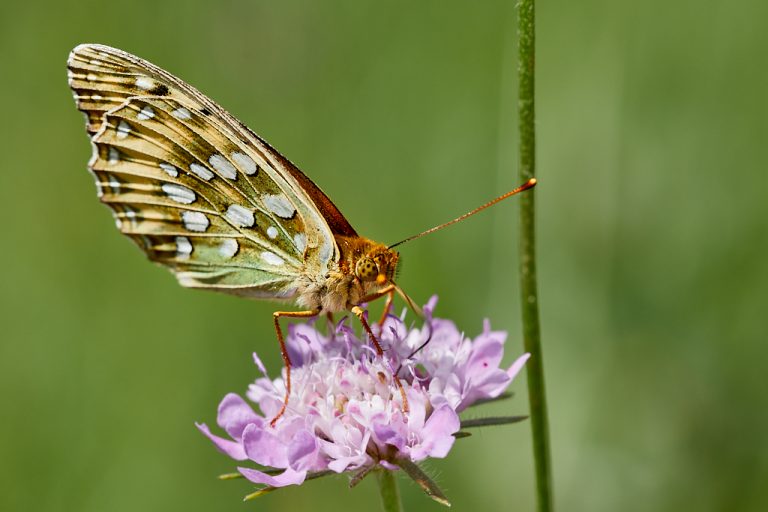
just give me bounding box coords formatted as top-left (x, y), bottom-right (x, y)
top-left (295, 235), bottom-right (399, 313)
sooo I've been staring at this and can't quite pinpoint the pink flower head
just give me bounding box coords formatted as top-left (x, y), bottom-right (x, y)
top-left (197, 297), bottom-right (529, 490)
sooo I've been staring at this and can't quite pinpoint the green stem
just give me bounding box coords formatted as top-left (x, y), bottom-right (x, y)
top-left (376, 469), bottom-right (403, 512)
top-left (517, 0), bottom-right (554, 511)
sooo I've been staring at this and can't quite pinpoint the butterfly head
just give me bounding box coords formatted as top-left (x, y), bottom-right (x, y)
top-left (354, 245), bottom-right (399, 286)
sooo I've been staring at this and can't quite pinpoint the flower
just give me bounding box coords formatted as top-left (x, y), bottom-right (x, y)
top-left (197, 297), bottom-right (529, 493)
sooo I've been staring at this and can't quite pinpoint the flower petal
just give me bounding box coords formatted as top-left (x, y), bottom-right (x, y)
top-left (242, 423), bottom-right (289, 468)
top-left (507, 353), bottom-right (530, 381)
top-left (466, 329), bottom-right (506, 376)
top-left (287, 430), bottom-right (321, 471)
top-left (373, 423), bottom-right (406, 452)
top-left (217, 393), bottom-right (263, 439)
top-left (196, 423), bottom-right (247, 460)
top-left (237, 466), bottom-right (307, 487)
top-left (410, 405), bottom-right (460, 460)
top-left (246, 378), bottom-right (284, 418)
top-left (327, 455), bottom-right (369, 473)
top-left (423, 295), bottom-right (439, 317)
top-left (252, 352), bottom-right (269, 378)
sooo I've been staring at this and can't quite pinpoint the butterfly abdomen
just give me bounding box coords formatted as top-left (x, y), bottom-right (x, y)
top-left (294, 272), bottom-right (356, 313)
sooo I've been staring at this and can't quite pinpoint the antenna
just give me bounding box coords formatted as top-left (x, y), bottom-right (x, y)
top-left (387, 178), bottom-right (537, 249)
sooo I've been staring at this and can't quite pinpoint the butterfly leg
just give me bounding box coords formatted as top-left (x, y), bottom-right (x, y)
top-left (351, 305), bottom-right (410, 413)
top-left (271, 309), bottom-right (321, 426)
top-left (357, 284), bottom-right (396, 326)
top-left (378, 288), bottom-right (395, 326)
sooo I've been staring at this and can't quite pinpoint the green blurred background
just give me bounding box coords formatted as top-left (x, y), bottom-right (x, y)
top-left (1, 1), bottom-right (766, 510)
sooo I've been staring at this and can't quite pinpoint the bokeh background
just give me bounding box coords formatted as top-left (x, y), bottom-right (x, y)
top-left (1, 1), bottom-right (766, 511)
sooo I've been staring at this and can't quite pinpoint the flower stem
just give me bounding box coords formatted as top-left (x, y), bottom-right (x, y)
top-left (517, 0), bottom-right (554, 511)
top-left (376, 469), bottom-right (403, 512)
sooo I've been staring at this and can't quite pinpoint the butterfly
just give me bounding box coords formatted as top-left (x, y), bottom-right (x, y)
top-left (67, 44), bottom-right (536, 423)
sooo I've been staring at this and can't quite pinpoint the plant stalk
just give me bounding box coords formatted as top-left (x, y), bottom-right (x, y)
top-left (376, 469), bottom-right (403, 512)
top-left (517, 0), bottom-right (554, 510)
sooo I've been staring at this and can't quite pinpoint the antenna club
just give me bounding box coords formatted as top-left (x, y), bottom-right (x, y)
top-left (528, 178), bottom-right (537, 186)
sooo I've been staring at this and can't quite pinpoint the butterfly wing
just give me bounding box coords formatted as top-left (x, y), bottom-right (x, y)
top-left (67, 43), bottom-right (354, 298)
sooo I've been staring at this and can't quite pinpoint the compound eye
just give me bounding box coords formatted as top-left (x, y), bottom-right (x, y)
top-left (356, 258), bottom-right (379, 281)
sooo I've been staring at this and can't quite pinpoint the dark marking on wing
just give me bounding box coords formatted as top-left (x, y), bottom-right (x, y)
top-left (149, 83), bottom-right (169, 96)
